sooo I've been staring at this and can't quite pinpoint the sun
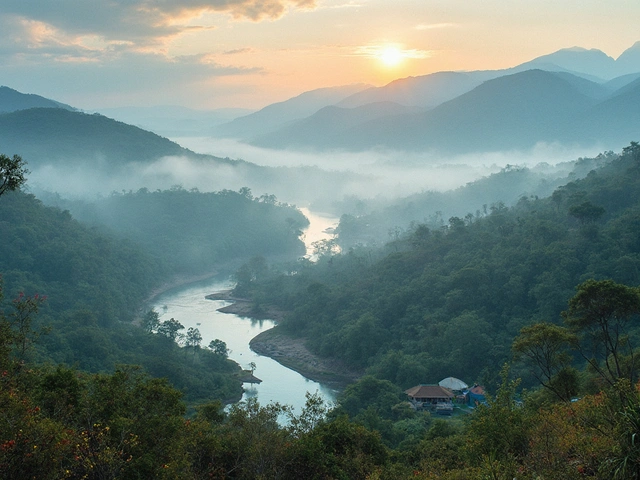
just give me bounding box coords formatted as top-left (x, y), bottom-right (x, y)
top-left (378, 46), bottom-right (403, 67)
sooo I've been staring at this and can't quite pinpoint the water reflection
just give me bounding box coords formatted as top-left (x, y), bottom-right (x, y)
top-left (151, 276), bottom-right (337, 415)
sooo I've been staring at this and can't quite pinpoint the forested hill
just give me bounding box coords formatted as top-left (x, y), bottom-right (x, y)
top-left (0, 108), bottom-right (191, 166)
top-left (336, 154), bottom-right (610, 248)
top-left (49, 186), bottom-right (308, 274)
top-left (236, 143), bottom-right (640, 389)
top-left (0, 190), bottom-right (243, 402)
top-left (0, 86), bottom-right (75, 113)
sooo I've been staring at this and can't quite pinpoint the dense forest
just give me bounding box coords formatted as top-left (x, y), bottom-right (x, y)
top-left (334, 152), bottom-right (612, 249)
top-left (0, 159), bottom-right (309, 406)
top-left (45, 186), bottom-right (308, 274)
top-left (3, 143), bottom-right (640, 478)
top-left (3, 278), bottom-right (640, 479)
top-left (236, 143), bottom-right (640, 390)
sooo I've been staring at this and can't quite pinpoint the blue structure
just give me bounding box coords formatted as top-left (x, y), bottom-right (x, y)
top-left (465, 384), bottom-right (486, 407)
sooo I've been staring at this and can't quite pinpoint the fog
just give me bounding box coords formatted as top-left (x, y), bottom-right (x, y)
top-left (28, 136), bottom-right (605, 217)
top-left (173, 137), bottom-right (602, 205)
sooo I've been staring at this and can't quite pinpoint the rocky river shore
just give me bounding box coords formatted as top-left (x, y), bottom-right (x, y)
top-left (206, 290), bottom-right (362, 389)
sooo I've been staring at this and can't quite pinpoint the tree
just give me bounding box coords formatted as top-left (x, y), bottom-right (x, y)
top-left (185, 327), bottom-right (202, 352)
top-left (562, 279), bottom-right (640, 386)
top-left (311, 238), bottom-right (339, 258)
top-left (512, 323), bottom-right (578, 402)
top-left (7, 292), bottom-right (47, 361)
top-left (238, 186), bottom-right (253, 199)
top-left (157, 317), bottom-right (184, 342)
top-left (0, 153), bottom-right (28, 197)
top-left (569, 201), bottom-right (605, 224)
top-left (208, 339), bottom-right (229, 357)
top-left (142, 309), bottom-right (160, 333)
top-left (466, 364), bottom-right (528, 465)
top-left (622, 141), bottom-right (640, 164)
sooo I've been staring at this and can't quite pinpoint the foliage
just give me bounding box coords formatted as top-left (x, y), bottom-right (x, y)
top-left (235, 144), bottom-right (640, 395)
top-left (562, 279), bottom-right (640, 386)
top-left (0, 190), bottom-right (242, 403)
top-left (0, 153), bottom-right (28, 197)
top-left (512, 322), bottom-right (578, 401)
top-left (208, 339), bottom-right (229, 357)
top-left (55, 186), bottom-right (308, 274)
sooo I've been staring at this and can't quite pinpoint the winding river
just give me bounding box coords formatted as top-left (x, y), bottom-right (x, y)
top-left (150, 209), bottom-right (339, 414)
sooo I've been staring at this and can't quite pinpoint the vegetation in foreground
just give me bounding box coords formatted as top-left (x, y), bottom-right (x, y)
top-left (3, 282), bottom-right (640, 478)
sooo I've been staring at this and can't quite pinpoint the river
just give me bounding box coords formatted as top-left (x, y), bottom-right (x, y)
top-left (150, 209), bottom-right (340, 415)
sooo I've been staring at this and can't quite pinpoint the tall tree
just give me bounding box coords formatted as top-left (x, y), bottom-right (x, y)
top-left (512, 322), bottom-right (578, 402)
top-left (0, 153), bottom-right (28, 197)
top-left (157, 318), bottom-right (184, 342)
top-left (185, 327), bottom-right (202, 352)
top-left (208, 339), bottom-right (229, 357)
top-left (623, 141), bottom-right (640, 164)
top-left (142, 309), bottom-right (160, 333)
top-left (562, 279), bottom-right (640, 386)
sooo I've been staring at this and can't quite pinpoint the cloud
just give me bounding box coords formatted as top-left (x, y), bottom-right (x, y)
top-left (1, 1), bottom-right (318, 46)
top-left (353, 44), bottom-right (432, 60)
top-left (223, 47), bottom-right (255, 55)
top-left (322, 1), bottom-right (366, 8)
top-left (0, 43), bottom-right (263, 109)
top-left (415, 22), bottom-right (458, 31)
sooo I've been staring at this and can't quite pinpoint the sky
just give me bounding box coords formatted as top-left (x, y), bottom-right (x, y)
top-left (1, 0), bottom-right (639, 110)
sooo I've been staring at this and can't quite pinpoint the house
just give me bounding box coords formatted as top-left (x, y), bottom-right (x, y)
top-left (405, 384), bottom-right (455, 414)
top-left (466, 384), bottom-right (486, 407)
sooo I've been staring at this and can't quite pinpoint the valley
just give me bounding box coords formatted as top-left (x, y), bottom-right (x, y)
top-left (2, 34), bottom-right (640, 478)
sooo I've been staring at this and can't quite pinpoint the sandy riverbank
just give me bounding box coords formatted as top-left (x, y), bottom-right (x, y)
top-left (206, 290), bottom-right (362, 389)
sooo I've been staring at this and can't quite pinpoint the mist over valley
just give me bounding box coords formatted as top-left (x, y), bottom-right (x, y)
top-left (3, 27), bottom-right (640, 478)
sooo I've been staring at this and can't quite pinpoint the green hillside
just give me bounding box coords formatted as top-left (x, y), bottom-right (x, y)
top-left (51, 186), bottom-right (308, 274)
top-left (237, 143), bottom-right (640, 390)
top-left (0, 108), bottom-right (190, 166)
top-left (0, 190), bottom-right (243, 403)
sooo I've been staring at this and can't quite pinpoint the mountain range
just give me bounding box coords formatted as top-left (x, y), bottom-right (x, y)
top-left (0, 87), bottom-right (364, 206)
top-left (1, 40), bottom-right (639, 175)
top-left (213, 41), bottom-right (640, 153)
top-left (0, 107), bottom-right (192, 166)
top-left (253, 69), bottom-right (640, 153)
top-left (95, 105), bottom-right (254, 138)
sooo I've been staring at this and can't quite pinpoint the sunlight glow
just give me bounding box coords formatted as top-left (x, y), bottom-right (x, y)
top-left (355, 44), bottom-right (432, 70)
top-left (379, 46), bottom-right (403, 67)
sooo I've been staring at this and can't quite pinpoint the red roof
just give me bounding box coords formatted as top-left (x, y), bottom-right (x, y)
top-left (470, 385), bottom-right (485, 395)
top-left (405, 385), bottom-right (454, 399)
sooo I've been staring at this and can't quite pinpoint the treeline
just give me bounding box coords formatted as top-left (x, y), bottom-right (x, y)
top-left (235, 143), bottom-right (640, 392)
top-left (49, 186), bottom-right (308, 274)
top-left (335, 152), bottom-right (612, 249)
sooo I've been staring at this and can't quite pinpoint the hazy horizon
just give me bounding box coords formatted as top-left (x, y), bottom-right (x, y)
top-left (1, 2), bottom-right (639, 110)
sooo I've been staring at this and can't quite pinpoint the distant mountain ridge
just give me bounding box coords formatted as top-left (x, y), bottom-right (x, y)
top-left (336, 72), bottom-right (484, 109)
top-left (0, 86), bottom-right (75, 113)
top-left (251, 101), bottom-right (424, 150)
top-left (212, 83), bottom-right (372, 140)
top-left (251, 69), bottom-right (640, 153)
top-left (0, 108), bottom-right (193, 166)
top-left (211, 40), bottom-right (640, 153)
top-left (95, 105), bottom-right (254, 138)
